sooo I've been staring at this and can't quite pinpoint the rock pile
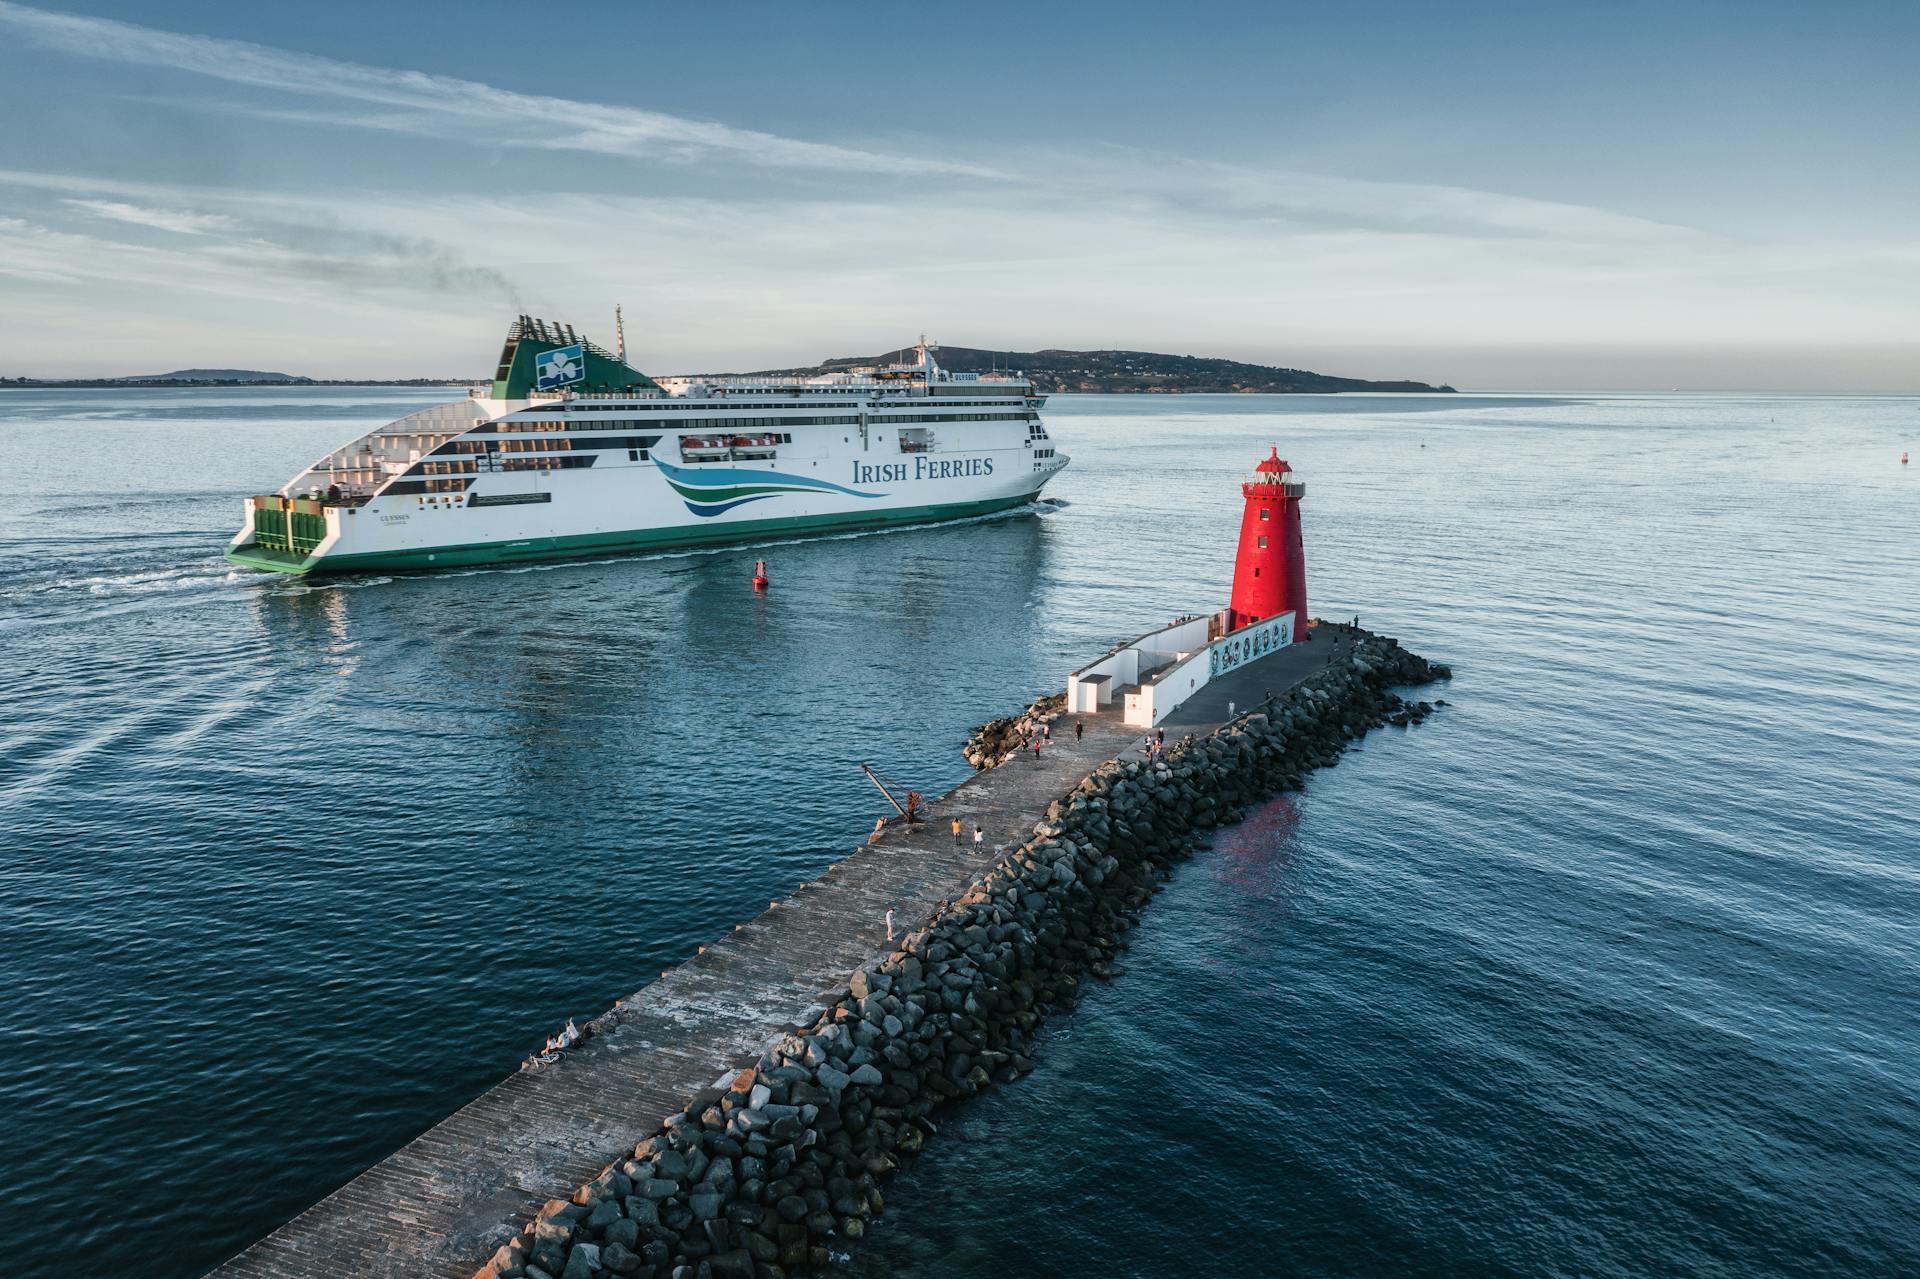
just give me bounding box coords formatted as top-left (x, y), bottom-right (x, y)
top-left (477, 635), bottom-right (1447, 1279)
top-left (961, 692), bottom-right (1066, 769)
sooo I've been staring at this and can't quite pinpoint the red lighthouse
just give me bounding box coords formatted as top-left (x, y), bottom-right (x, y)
top-left (1227, 447), bottom-right (1308, 640)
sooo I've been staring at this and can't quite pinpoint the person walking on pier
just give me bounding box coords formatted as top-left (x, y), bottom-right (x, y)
top-left (973, 824), bottom-right (985, 851)
top-left (1156, 726), bottom-right (1165, 747)
top-left (1043, 722), bottom-right (1052, 742)
top-left (885, 908), bottom-right (895, 942)
top-left (951, 815), bottom-right (963, 845)
top-left (1032, 737), bottom-right (1044, 764)
top-left (1074, 720), bottom-right (1084, 742)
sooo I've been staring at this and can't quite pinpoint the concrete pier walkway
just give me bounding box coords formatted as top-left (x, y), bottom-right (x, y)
top-left (211, 630), bottom-right (1355, 1279)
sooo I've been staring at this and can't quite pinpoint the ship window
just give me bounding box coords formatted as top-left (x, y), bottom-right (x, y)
top-left (628, 449), bottom-right (639, 461)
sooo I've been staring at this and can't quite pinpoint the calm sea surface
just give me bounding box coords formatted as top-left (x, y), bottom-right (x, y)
top-left (1, 387), bottom-right (1915, 1279)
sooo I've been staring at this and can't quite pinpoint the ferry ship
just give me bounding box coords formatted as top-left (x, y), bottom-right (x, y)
top-left (226, 316), bottom-right (1067, 575)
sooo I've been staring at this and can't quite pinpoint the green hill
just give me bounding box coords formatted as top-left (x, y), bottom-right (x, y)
top-left (123, 368), bottom-right (307, 383)
top-left (740, 345), bottom-right (1453, 394)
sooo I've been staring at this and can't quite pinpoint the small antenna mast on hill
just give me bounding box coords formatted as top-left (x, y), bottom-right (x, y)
top-left (615, 304), bottom-right (627, 363)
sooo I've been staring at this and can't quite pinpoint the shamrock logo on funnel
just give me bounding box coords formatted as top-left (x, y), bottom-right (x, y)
top-left (534, 344), bottom-right (585, 391)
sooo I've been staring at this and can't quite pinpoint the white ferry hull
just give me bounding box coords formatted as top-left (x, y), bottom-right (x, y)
top-left (229, 451), bottom-right (1058, 575)
top-left (227, 320), bottom-right (1066, 576)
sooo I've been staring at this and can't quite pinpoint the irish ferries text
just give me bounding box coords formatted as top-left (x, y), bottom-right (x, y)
top-left (854, 456), bottom-right (995, 485)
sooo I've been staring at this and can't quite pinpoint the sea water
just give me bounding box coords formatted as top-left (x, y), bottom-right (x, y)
top-left (1, 387), bottom-right (1914, 1278)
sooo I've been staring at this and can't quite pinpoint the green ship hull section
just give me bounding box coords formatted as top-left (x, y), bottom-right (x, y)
top-left (225, 491), bottom-right (1047, 576)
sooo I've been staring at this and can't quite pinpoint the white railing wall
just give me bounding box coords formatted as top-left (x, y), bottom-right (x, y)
top-left (1066, 645), bottom-right (1138, 712)
top-left (1067, 616), bottom-right (1210, 715)
top-left (1124, 646), bottom-right (1213, 727)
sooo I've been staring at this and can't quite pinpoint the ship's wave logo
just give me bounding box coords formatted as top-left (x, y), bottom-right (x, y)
top-left (655, 458), bottom-right (886, 517)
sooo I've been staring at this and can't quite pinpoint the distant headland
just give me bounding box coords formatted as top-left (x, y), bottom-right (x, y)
top-left (729, 345), bottom-right (1456, 394)
top-left (0, 371), bottom-right (465, 388)
top-left (2, 346), bottom-right (1454, 394)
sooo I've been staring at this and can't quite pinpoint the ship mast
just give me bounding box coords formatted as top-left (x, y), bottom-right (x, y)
top-left (615, 304), bottom-right (627, 363)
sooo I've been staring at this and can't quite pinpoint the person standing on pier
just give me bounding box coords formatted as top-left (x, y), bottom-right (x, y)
top-left (1156, 726), bottom-right (1165, 748)
top-left (1043, 722), bottom-right (1052, 742)
top-left (1032, 737), bottom-right (1044, 764)
top-left (951, 815), bottom-right (963, 845)
top-left (1075, 720), bottom-right (1084, 742)
top-left (973, 824), bottom-right (984, 851)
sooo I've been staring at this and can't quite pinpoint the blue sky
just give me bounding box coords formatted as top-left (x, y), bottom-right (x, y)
top-left (1, 0), bottom-right (1915, 388)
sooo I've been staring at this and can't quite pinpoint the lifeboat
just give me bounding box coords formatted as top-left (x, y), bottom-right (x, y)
top-left (729, 433), bottom-right (779, 459)
top-left (678, 434), bottom-right (732, 461)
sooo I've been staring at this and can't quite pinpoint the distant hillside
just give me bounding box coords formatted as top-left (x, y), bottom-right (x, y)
top-left (123, 368), bottom-right (306, 383)
top-left (733, 345), bottom-right (1454, 394)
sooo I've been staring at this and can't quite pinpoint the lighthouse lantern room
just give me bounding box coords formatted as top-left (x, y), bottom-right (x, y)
top-left (1227, 447), bottom-right (1308, 641)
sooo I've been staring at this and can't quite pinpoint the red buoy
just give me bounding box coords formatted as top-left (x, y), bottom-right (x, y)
top-left (1227, 447), bottom-right (1308, 640)
top-left (752, 560), bottom-right (769, 591)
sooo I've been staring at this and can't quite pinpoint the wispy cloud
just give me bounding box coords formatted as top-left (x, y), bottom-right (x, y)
top-left (1, 185), bottom-right (523, 310)
top-left (62, 198), bottom-right (237, 235)
top-left (0, 1), bottom-right (994, 178)
top-left (1033, 148), bottom-right (1702, 245)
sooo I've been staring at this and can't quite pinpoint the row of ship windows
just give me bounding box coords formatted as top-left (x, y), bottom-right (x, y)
top-left (481, 412), bottom-right (1035, 434)
top-left (409, 428), bottom-right (1043, 481)
top-left (438, 435), bottom-right (662, 456)
top-left (415, 455), bottom-right (596, 473)
top-left (558, 399), bottom-right (1026, 413)
top-left (422, 434), bottom-right (812, 473)
top-left (387, 456), bottom-right (599, 492)
top-left (495, 416), bottom-right (857, 432)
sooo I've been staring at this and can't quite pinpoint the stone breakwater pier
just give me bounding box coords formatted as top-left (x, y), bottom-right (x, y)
top-left (212, 625), bottom-right (1448, 1279)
